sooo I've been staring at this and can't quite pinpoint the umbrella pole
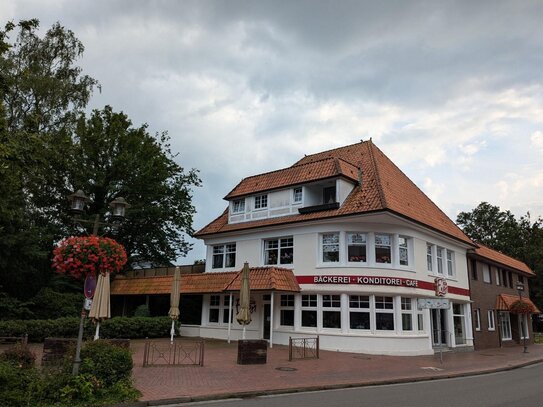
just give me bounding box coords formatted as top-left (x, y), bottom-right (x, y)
top-left (170, 320), bottom-right (175, 344)
top-left (242, 325), bottom-right (246, 340)
top-left (94, 321), bottom-right (100, 340)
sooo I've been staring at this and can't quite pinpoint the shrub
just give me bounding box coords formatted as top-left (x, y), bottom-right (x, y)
top-left (30, 288), bottom-right (82, 320)
top-left (134, 304), bottom-right (151, 317)
top-left (80, 340), bottom-right (133, 387)
top-left (0, 344), bottom-right (36, 368)
top-left (0, 361), bottom-right (41, 407)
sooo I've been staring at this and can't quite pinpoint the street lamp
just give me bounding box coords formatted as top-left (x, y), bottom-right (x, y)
top-left (515, 282), bottom-right (528, 354)
top-left (67, 190), bottom-right (129, 374)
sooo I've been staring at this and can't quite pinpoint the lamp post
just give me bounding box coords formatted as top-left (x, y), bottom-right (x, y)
top-left (515, 282), bottom-right (528, 354)
top-left (67, 190), bottom-right (129, 375)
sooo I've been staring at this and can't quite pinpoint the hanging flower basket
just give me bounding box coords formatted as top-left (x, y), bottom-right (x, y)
top-left (509, 300), bottom-right (534, 315)
top-left (52, 236), bottom-right (127, 279)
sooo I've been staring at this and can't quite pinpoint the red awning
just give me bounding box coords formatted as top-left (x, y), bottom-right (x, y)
top-left (496, 294), bottom-right (541, 314)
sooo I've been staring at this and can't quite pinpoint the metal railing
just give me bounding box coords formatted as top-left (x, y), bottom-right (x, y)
top-left (143, 339), bottom-right (204, 367)
top-left (289, 336), bottom-right (319, 361)
top-left (0, 334), bottom-right (28, 345)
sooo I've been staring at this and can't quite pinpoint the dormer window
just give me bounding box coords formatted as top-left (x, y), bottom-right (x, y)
top-left (293, 187), bottom-right (302, 203)
top-left (232, 199), bottom-right (245, 214)
top-left (254, 194), bottom-right (268, 209)
top-left (323, 186), bottom-right (336, 204)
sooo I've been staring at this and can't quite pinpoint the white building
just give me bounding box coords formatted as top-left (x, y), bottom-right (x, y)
top-left (191, 140), bottom-right (476, 355)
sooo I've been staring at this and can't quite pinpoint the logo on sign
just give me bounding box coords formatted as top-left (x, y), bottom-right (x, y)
top-left (434, 277), bottom-right (448, 297)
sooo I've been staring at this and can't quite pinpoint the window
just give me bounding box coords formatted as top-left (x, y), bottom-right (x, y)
top-left (474, 309), bottom-right (481, 331)
top-left (427, 244), bottom-right (433, 272)
top-left (399, 236), bottom-right (410, 266)
top-left (446, 250), bottom-right (455, 277)
top-left (487, 310), bottom-right (495, 331)
top-left (293, 187), bottom-right (302, 203)
top-left (347, 233), bottom-right (367, 263)
top-left (502, 269), bottom-right (508, 287)
top-left (520, 314), bottom-right (529, 340)
top-left (375, 296), bottom-right (394, 330)
top-left (349, 295), bottom-right (370, 330)
top-left (254, 194), bottom-right (268, 209)
top-left (223, 295), bottom-right (233, 324)
top-left (301, 294), bottom-right (317, 328)
top-left (322, 295), bottom-right (341, 329)
top-left (279, 294), bottom-right (294, 327)
top-left (209, 295), bottom-right (220, 323)
top-left (212, 243), bottom-right (236, 269)
top-left (453, 303), bottom-right (466, 345)
top-left (417, 313), bottom-right (424, 331)
top-left (482, 264), bottom-right (491, 283)
top-left (264, 237), bottom-right (293, 265)
top-left (471, 260), bottom-right (478, 280)
top-left (323, 186), bottom-right (336, 203)
top-left (232, 199), bottom-right (245, 214)
top-left (401, 297), bottom-right (413, 331)
top-left (495, 268), bottom-right (501, 286)
top-left (436, 247), bottom-right (444, 275)
top-left (322, 233), bottom-right (340, 263)
top-left (508, 271), bottom-right (513, 287)
top-left (375, 234), bottom-right (392, 264)
top-left (499, 311), bottom-right (512, 340)
top-left (518, 275), bottom-right (525, 284)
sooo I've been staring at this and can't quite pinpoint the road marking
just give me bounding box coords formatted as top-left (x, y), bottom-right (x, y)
top-left (166, 399), bottom-right (243, 406)
top-left (420, 366), bottom-right (444, 371)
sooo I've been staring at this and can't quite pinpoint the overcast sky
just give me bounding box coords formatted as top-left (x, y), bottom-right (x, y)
top-left (4, 0), bottom-right (543, 264)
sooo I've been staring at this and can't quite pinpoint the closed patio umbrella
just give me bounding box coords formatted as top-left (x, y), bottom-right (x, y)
top-left (236, 262), bottom-right (251, 339)
top-left (168, 267), bottom-right (181, 343)
top-left (89, 272), bottom-right (111, 340)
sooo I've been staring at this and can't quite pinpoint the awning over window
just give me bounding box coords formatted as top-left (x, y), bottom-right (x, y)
top-left (111, 267), bottom-right (300, 296)
top-left (495, 294), bottom-right (541, 314)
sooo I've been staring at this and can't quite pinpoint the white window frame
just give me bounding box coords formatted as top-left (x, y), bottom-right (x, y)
top-left (208, 295), bottom-right (221, 324)
top-left (375, 234), bottom-right (392, 265)
top-left (401, 297), bottom-right (414, 332)
top-left (264, 237), bottom-right (294, 265)
top-left (347, 232), bottom-right (367, 264)
top-left (482, 264), bottom-right (491, 283)
top-left (446, 249), bottom-right (455, 278)
top-left (499, 311), bottom-right (512, 340)
top-left (349, 295), bottom-right (371, 331)
top-left (398, 236), bottom-right (410, 267)
top-left (293, 187), bottom-right (302, 204)
top-left (495, 268), bottom-right (501, 286)
top-left (426, 243), bottom-right (434, 272)
top-left (519, 314), bottom-right (530, 339)
top-left (474, 308), bottom-right (481, 331)
top-left (436, 246), bottom-right (445, 275)
top-left (254, 194), bottom-right (268, 209)
top-left (279, 294), bottom-right (295, 327)
top-left (231, 198), bottom-right (245, 214)
top-left (375, 296), bottom-right (395, 331)
top-left (212, 243), bottom-right (236, 269)
top-left (321, 294), bottom-right (342, 329)
top-left (301, 294), bottom-right (318, 329)
top-left (487, 310), bottom-right (495, 331)
top-left (321, 233), bottom-right (340, 263)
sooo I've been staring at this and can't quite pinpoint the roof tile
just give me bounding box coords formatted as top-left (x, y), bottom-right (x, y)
top-left (473, 244), bottom-right (534, 276)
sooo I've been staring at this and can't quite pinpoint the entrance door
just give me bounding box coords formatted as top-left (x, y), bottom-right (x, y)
top-left (263, 303), bottom-right (271, 340)
top-left (431, 309), bottom-right (447, 347)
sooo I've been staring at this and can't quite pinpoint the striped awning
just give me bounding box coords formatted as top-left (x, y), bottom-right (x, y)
top-left (496, 294), bottom-right (541, 314)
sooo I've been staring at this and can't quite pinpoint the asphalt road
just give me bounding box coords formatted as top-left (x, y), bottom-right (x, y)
top-left (173, 362), bottom-right (543, 407)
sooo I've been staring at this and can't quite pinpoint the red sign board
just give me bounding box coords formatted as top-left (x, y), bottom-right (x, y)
top-left (84, 273), bottom-right (97, 299)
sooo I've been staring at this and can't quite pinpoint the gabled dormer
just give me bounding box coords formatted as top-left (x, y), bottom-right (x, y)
top-left (225, 157), bottom-right (359, 224)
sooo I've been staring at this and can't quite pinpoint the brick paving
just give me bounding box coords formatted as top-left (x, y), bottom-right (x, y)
top-left (129, 339), bottom-right (543, 403)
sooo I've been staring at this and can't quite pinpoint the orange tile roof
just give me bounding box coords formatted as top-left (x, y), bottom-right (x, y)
top-left (473, 244), bottom-right (534, 276)
top-left (110, 267), bottom-right (300, 296)
top-left (225, 157), bottom-right (359, 199)
top-left (496, 294), bottom-right (540, 313)
top-left (196, 140), bottom-right (473, 245)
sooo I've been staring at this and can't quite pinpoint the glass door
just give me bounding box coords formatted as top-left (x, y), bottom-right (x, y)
top-left (431, 309), bottom-right (447, 347)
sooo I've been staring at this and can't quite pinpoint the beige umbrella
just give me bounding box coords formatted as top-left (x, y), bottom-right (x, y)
top-left (236, 262), bottom-right (251, 339)
top-left (89, 272), bottom-right (111, 340)
top-left (168, 267), bottom-right (181, 343)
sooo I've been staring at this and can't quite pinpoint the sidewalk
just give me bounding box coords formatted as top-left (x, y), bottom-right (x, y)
top-left (130, 339), bottom-right (543, 405)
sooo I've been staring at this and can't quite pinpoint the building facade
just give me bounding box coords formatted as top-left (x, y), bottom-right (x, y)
top-left (192, 141), bottom-right (477, 355)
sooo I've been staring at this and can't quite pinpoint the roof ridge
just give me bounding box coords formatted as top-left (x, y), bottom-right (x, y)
top-left (293, 140), bottom-right (366, 165)
top-left (367, 141), bottom-right (387, 208)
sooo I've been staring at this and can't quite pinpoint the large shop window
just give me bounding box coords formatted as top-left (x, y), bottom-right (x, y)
top-left (322, 233), bottom-right (340, 263)
top-left (322, 295), bottom-right (341, 329)
top-left (223, 295), bottom-right (233, 324)
top-left (209, 295), bottom-right (221, 323)
top-left (375, 296), bottom-right (394, 330)
top-left (401, 297), bottom-right (413, 331)
top-left (453, 303), bottom-right (466, 345)
top-left (264, 237), bottom-right (294, 265)
top-left (280, 294), bottom-right (294, 327)
top-left (301, 294), bottom-right (317, 328)
top-left (347, 233), bottom-right (367, 263)
top-left (212, 243), bottom-right (236, 269)
top-left (375, 234), bottom-right (392, 264)
top-left (349, 295), bottom-right (370, 330)
top-left (208, 294), bottom-right (234, 324)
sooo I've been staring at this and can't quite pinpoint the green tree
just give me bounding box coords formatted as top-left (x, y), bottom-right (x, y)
top-left (66, 106), bottom-right (201, 265)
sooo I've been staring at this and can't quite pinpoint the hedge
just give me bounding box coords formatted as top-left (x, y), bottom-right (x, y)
top-left (0, 316), bottom-right (172, 342)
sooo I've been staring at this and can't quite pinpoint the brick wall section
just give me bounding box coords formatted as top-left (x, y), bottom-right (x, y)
top-left (468, 257), bottom-right (534, 350)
